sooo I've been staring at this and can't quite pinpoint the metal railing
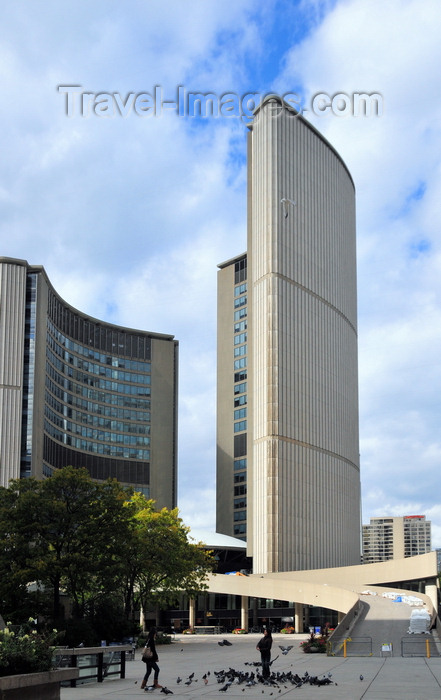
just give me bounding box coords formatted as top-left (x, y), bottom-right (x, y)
top-left (401, 636), bottom-right (438, 658)
top-left (53, 644), bottom-right (132, 686)
top-left (328, 636), bottom-right (373, 657)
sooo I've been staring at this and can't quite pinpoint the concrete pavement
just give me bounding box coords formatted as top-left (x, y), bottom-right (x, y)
top-left (60, 633), bottom-right (441, 700)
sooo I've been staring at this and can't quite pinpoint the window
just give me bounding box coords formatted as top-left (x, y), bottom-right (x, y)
top-left (234, 497), bottom-right (247, 509)
top-left (234, 333), bottom-right (247, 345)
top-left (234, 344), bottom-right (247, 357)
top-left (234, 458), bottom-right (247, 470)
top-left (234, 420), bottom-right (247, 432)
top-left (234, 372), bottom-right (247, 383)
top-left (234, 435), bottom-right (247, 458)
top-left (234, 510), bottom-right (246, 521)
top-left (234, 357), bottom-right (247, 370)
top-left (234, 308), bottom-right (247, 321)
top-left (234, 320), bottom-right (247, 333)
top-left (234, 523), bottom-right (246, 535)
top-left (234, 283), bottom-right (247, 297)
top-left (234, 394), bottom-right (247, 407)
top-left (234, 257), bottom-right (247, 284)
top-left (234, 296), bottom-right (247, 309)
top-left (234, 407), bottom-right (247, 420)
top-left (234, 382), bottom-right (247, 395)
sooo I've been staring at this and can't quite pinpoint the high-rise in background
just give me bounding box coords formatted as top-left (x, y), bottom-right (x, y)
top-left (362, 515), bottom-right (432, 564)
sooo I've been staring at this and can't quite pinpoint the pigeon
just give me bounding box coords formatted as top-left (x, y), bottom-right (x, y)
top-left (219, 682), bottom-right (232, 691)
top-left (160, 688), bottom-right (173, 695)
top-left (360, 674), bottom-right (364, 681)
top-left (278, 645), bottom-right (293, 655)
top-left (188, 673), bottom-right (194, 680)
top-left (176, 677), bottom-right (182, 684)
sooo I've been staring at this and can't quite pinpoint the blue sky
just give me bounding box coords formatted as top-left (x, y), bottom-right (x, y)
top-left (2, 0), bottom-right (441, 547)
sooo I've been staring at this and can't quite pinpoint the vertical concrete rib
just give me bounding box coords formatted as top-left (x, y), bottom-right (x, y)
top-left (0, 261), bottom-right (26, 486)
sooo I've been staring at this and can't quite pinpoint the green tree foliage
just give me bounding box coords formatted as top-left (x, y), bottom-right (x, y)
top-left (0, 468), bottom-right (214, 638)
top-left (120, 493), bottom-right (214, 619)
top-left (2, 468), bottom-right (132, 623)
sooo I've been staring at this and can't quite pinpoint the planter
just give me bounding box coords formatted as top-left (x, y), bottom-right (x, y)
top-left (0, 668), bottom-right (79, 700)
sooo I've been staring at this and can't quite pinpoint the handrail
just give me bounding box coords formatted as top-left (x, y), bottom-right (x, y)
top-left (53, 644), bottom-right (132, 687)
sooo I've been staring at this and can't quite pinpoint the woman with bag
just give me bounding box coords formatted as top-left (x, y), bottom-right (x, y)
top-left (256, 628), bottom-right (272, 679)
top-left (140, 628), bottom-right (162, 690)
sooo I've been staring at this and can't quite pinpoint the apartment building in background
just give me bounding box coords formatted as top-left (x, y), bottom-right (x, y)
top-left (0, 257), bottom-right (178, 508)
top-left (216, 96), bottom-right (361, 574)
top-left (362, 515), bottom-right (432, 564)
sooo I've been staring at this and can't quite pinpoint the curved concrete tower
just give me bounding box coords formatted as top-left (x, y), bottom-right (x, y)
top-left (248, 97), bottom-right (360, 572)
top-left (216, 96), bottom-right (360, 573)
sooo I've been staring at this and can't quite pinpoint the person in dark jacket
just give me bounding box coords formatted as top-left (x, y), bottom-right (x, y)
top-left (141, 628), bottom-right (162, 689)
top-left (256, 628), bottom-right (272, 678)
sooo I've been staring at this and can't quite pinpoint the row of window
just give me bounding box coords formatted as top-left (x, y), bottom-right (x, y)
top-left (47, 349), bottom-right (151, 387)
top-left (232, 279), bottom-right (248, 536)
top-left (47, 319), bottom-right (151, 368)
top-left (45, 406), bottom-right (151, 446)
top-left (48, 335), bottom-right (151, 380)
top-left (47, 362), bottom-right (151, 397)
top-left (44, 419), bottom-right (150, 460)
top-left (46, 376), bottom-right (151, 411)
top-left (45, 390), bottom-right (150, 423)
top-left (45, 404), bottom-right (150, 437)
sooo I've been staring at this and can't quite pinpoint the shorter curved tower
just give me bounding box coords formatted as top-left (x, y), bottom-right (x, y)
top-left (0, 257), bottom-right (178, 509)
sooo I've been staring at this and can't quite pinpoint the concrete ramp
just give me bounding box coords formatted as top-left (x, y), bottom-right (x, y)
top-left (344, 593), bottom-right (438, 657)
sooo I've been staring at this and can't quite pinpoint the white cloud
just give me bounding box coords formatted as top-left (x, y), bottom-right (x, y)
top-left (277, 0), bottom-right (441, 546)
top-left (2, 0), bottom-right (441, 552)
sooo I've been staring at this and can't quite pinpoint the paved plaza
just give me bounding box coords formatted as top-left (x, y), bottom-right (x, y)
top-left (60, 633), bottom-right (441, 700)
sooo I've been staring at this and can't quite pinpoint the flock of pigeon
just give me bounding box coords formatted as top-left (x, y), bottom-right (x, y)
top-left (142, 643), bottom-right (339, 694)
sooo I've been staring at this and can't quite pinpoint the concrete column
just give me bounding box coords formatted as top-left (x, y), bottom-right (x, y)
top-left (241, 596), bottom-right (249, 631)
top-left (189, 598), bottom-right (196, 629)
top-left (252, 598), bottom-right (258, 628)
top-left (294, 602), bottom-right (303, 634)
top-left (304, 607), bottom-right (310, 631)
top-left (425, 583), bottom-right (438, 614)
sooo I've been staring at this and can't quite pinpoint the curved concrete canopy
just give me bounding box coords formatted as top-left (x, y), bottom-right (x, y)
top-left (204, 552), bottom-right (438, 618)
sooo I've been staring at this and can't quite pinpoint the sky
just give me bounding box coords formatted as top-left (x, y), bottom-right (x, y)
top-left (2, 0), bottom-right (441, 547)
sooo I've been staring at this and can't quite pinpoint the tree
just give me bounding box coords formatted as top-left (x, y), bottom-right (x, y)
top-left (0, 469), bottom-right (214, 637)
top-left (6, 468), bottom-right (133, 622)
top-left (0, 485), bottom-right (41, 622)
top-left (120, 493), bottom-right (214, 620)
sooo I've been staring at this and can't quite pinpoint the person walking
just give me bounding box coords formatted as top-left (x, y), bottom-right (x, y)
top-left (140, 628), bottom-right (162, 690)
top-left (256, 628), bottom-right (272, 679)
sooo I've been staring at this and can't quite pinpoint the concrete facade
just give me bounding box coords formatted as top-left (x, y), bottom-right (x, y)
top-left (216, 97), bottom-right (360, 574)
top-left (0, 257), bottom-right (178, 508)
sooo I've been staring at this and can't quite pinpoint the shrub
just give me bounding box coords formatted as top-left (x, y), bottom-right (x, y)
top-left (299, 631), bottom-right (328, 654)
top-left (0, 620), bottom-right (59, 677)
